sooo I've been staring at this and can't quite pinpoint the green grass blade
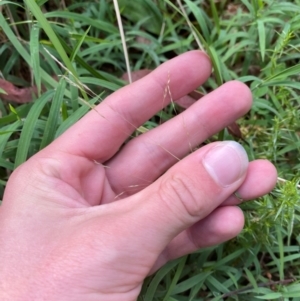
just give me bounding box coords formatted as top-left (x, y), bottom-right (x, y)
top-left (30, 24), bottom-right (41, 95)
top-left (206, 275), bottom-right (229, 294)
top-left (0, 13), bottom-right (59, 89)
top-left (208, 46), bottom-right (223, 86)
top-left (0, 105), bottom-right (31, 126)
top-left (55, 95), bottom-right (100, 138)
top-left (144, 258), bottom-right (181, 301)
top-left (55, 37), bottom-right (106, 81)
top-left (0, 1), bottom-right (24, 8)
top-left (276, 227), bottom-right (284, 281)
top-left (45, 11), bottom-right (118, 34)
top-left (163, 256), bottom-right (187, 301)
top-left (185, 0), bottom-right (211, 43)
top-left (0, 121), bottom-right (22, 158)
top-left (257, 20), bottom-right (266, 61)
top-left (255, 292), bottom-right (282, 299)
top-left (244, 267), bottom-right (258, 289)
top-left (0, 158), bottom-right (14, 170)
top-left (172, 271), bottom-right (212, 295)
top-left (213, 248), bottom-right (245, 268)
top-left (241, 0), bottom-right (254, 15)
top-left (0, 13), bottom-right (31, 65)
top-left (79, 77), bottom-right (122, 91)
top-left (24, 0), bottom-right (78, 79)
top-left (209, 0), bottom-right (220, 35)
top-left (70, 26), bottom-right (91, 63)
top-left (15, 90), bottom-right (55, 168)
top-left (266, 64), bottom-right (300, 82)
top-left (40, 79), bottom-right (66, 149)
top-left (118, 0), bottom-right (162, 34)
top-left (36, 0), bottom-right (48, 5)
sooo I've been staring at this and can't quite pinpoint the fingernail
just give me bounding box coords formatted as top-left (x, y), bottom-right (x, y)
top-left (203, 141), bottom-right (248, 187)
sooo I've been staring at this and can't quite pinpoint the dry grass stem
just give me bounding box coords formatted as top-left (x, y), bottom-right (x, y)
top-left (176, 0), bottom-right (204, 52)
top-left (113, 0), bottom-right (132, 84)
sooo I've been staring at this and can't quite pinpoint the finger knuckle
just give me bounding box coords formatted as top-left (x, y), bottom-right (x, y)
top-left (158, 173), bottom-right (203, 220)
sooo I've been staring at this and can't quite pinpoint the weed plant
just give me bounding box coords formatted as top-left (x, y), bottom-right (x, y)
top-left (1, 0), bottom-right (300, 300)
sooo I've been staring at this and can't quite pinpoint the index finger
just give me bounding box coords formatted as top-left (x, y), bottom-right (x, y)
top-left (50, 51), bottom-right (211, 162)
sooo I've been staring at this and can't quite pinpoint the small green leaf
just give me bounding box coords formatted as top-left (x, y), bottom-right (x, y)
top-left (9, 104), bottom-right (21, 121)
top-left (0, 88), bottom-right (8, 95)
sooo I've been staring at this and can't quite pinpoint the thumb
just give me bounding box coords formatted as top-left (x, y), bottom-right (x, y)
top-left (125, 141), bottom-right (249, 253)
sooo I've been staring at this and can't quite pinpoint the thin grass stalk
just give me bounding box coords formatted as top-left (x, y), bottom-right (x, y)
top-left (113, 0), bottom-right (132, 84)
top-left (176, 0), bottom-right (204, 52)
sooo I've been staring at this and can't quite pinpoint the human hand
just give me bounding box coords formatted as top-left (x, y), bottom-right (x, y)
top-left (0, 51), bottom-right (277, 301)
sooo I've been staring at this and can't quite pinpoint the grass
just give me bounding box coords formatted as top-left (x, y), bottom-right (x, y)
top-left (1, 0), bottom-right (300, 299)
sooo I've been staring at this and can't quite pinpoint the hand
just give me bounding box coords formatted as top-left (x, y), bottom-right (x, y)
top-left (0, 51), bottom-right (277, 301)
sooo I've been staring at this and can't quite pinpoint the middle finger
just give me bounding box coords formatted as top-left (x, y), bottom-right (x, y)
top-left (106, 80), bottom-right (252, 197)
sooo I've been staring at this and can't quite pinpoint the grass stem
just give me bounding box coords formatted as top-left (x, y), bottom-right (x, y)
top-left (113, 0), bottom-right (132, 84)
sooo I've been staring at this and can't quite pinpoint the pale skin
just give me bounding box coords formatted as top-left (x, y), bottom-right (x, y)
top-left (0, 51), bottom-right (277, 301)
